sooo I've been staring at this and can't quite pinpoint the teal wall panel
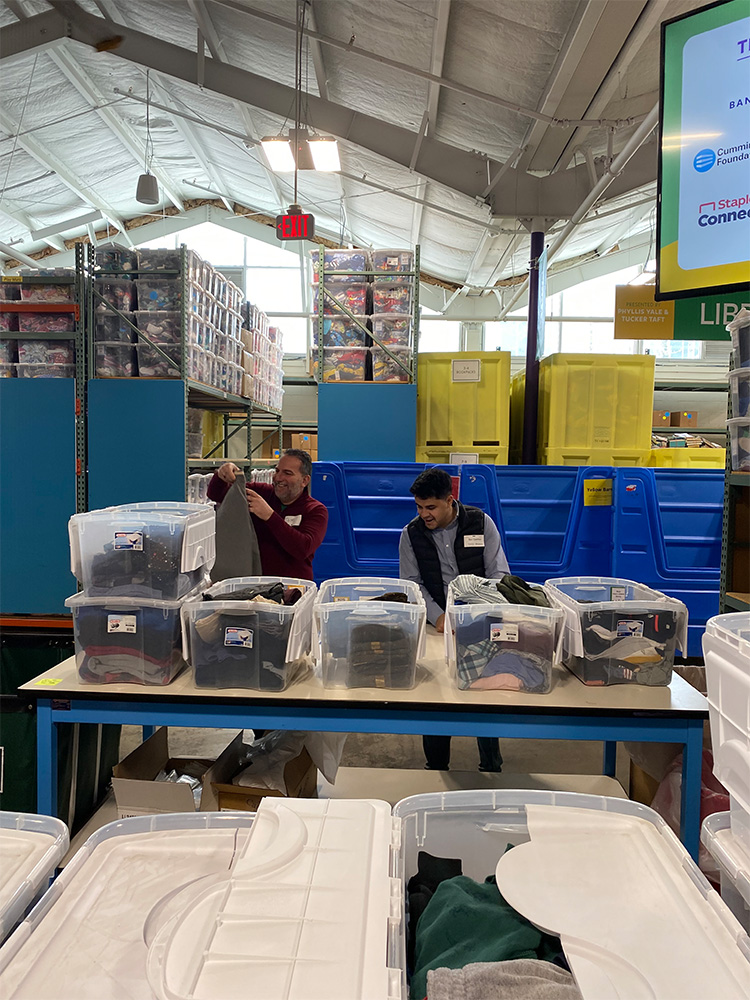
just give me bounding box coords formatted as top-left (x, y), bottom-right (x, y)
top-left (318, 383), bottom-right (417, 461)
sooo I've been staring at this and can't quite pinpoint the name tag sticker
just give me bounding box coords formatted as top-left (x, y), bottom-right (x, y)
top-left (285, 515), bottom-right (302, 526)
top-left (464, 534), bottom-right (484, 548)
top-left (490, 623), bottom-right (518, 643)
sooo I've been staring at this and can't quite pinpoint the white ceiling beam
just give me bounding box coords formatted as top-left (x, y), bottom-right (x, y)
top-left (0, 239), bottom-right (43, 268)
top-left (46, 44), bottom-right (185, 211)
top-left (411, 0), bottom-right (451, 249)
top-left (0, 204), bottom-right (65, 251)
top-left (186, 0), bottom-right (285, 212)
top-left (0, 104), bottom-right (132, 245)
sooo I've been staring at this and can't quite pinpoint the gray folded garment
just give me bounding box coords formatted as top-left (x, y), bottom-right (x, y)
top-left (451, 574), bottom-right (510, 605)
top-left (426, 960), bottom-right (582, 1000)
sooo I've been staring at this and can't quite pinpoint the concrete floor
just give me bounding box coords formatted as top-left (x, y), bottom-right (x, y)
top-left (119, 726), bottom-right (631, 788)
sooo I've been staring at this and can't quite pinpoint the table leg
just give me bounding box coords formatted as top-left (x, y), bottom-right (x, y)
top-left (602, 741), bottom-right (617, 777)
top-left (680, 721), bottom-right (703, 863)
top-left (36, 700), bottom-right (58, 818)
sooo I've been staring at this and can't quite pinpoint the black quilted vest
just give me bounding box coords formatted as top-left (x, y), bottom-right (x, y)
top-left (406, 502), bottom-right (486, 611)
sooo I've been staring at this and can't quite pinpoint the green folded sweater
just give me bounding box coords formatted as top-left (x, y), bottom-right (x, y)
top-left (410, 875), bottom-right (562, 1000)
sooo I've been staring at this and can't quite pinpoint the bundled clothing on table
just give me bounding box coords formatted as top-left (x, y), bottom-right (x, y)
top-left (407, 851), bottom-right (568, 1000)
top-left (88, 529), bottom-right (204, 600)
top-left (75, 603), bottom-right (185, 685)
top-left (451, 575), bottom-right (556, 693)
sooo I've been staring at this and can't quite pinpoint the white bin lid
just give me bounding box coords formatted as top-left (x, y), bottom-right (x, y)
top-left (0, 812), bottom-right (69, 942)
top-left (702, 811), bottom-right (750, 909)
top-left (496, 803), bottom-right (750, 1000)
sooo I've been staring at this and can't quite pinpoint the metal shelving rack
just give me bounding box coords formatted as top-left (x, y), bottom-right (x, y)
top-left (0, 247), bottom-right (87, 511)
top-left (85, 243), bottom-right (282, 489)
top-left (314, 246), bottom-right (420, 384)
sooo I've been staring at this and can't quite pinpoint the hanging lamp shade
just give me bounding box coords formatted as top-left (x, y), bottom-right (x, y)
top-left (136, 172), bottom-right (159, 205)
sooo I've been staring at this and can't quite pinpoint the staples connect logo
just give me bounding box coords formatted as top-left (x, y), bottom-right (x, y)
top-left (697, 195), bottom-right (750, 228)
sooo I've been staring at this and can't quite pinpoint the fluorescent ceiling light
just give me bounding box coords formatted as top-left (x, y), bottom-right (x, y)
top-left (308, 137), bottom-right (341, 172)
top-left (261, 137), bottom-right (295, 172)
top-left (31, 210), bottom-right (103, 241)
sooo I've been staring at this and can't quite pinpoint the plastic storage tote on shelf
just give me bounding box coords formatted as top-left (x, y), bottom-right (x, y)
top-left (94, 278), bottom-right (135, 313)
top-left (445, 580), bottom-right (562, 693)
top-left (728, 417), bottom-right (750, 471)
top-left (65, 585), bottom-right (203, 685)
top-left (17, 313), bottom-right (74, 334)
top-left (94, 342), bottom-right (136, 378)
top-left (371, 283), bottom-right (411, 314)
top-left (94, 312), bottom-right (136, 343)
top-left (730, 368), bottom-right (750, 419)
top-left (135, 277), bottom-right (180, 311)
top-left (0, 813), bottom-right (256, 999)
top-left (702, 811), bottom-right (750, 933)
top-left (309, 248), bottom-right (369, 282)
top-left (135, 341), bottom-right (181, 377)
top-left (313, 280), bottom-right (367, 316)
top-left (181, 576), bottom-right (316, 691)
top-left (68, 501), bottom-right (215, 600)
top-left (134, 310), bottom-right (181, 345)
top-left (0, 812), bottom-right (68, 944)
top-left (702, 613), bottom-right (750, 856)
top-left (729, 308), bottom-right (750, 368)
top-left (545, 576), bottom-right (688, 686)
top-left (314, 315), bottom-right (369, 347)
top-left (312, 346), bottom-right (369, 382)
top-left (20, 282), bottom-right (72, 303)
top-left (371, 248), bottom-right (414, 282)
top-left (372, 345), bottom-right (412, 382)
top-left (16, 340), bottom-right (73, 365)
top-left (314, 577), bottom-right (426, 689)
top-left (370, 313), bottom-right (412, 346)
top-left (15, 363), bottom-right (74, 378)
top-left (416, 351), bottom-right (511, 460)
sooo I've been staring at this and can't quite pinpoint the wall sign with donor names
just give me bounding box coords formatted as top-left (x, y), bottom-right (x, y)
top-left (614, 285), bottom-right (749, 340)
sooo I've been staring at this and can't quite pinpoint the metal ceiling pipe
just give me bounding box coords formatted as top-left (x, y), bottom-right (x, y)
top-left (497, 103), bottom-right (659, 319)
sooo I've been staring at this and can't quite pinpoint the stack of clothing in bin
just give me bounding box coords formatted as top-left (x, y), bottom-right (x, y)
top-left (88, 530), bottom-right (203, 599)
top-left (348, 591), bottom-right (417, 689)
top-left (452, 575), bottom-right (554, 693)
top-left (76, 603), bottom-right (185, 685)
top-left (570, 606), bottom-right (680, 686)
top-left (407, 850), bottom-right (581, 1000)
top-left (191, 582), bottom-right (304, 690)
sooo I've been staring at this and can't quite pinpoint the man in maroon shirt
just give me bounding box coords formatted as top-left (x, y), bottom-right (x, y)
top-left (207, 449), bottom-right (328, 581)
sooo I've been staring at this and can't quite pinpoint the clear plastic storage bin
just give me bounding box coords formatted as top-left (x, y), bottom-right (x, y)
top-left (371, 312), bottom-right (412, 346)
top-left (17, 313), bottom-right (73, 334)
top-left (445, 581), bottom-right (562, 693)
top-left (0, 812), bottom-right (69, 944)
top-left (313, 280), bottom-right (367, 316)
top-left (94, 313), bottom-right (135, 343)
top-left (314, 315), bottom-right (369, 347)
top-left (312, 346), bottom-right (369, 382)
top-left (95, 342), bottom-right (136, 377)
top-left (702, 811), bottom-right (750, 933)
top-left (20, 283), bottom-right (72, 303)
top-left (15, 364), bottom-right (74, 378)
top-left (0, 284), bottom-right (20, 302)
top-left (17, 340), bottom-right (73, 365)
top-left (66, 587), bottom-right (202, 685)
top-left (314, 577), bottom-right (426, 689)
top-left (729, 369), bottom-right (750, 419)
top-left (94, 278), bottom-right (135, 313)
top-left (728, 308), bottom-right (750, 369)
top-left (68, 501), bottom-right (215, 600)
top-left (545, 576), bottom-right (688, 686)
top-left (135, 341), bottom-right (180, 377)
top-left (309, 248), bottom-right (369, 282)
top-left (135, 277), bottom-right (181, 311)
top-left (0, 363), bottom-right (14, 377)
top-left (182, 576), bottom-right (317, 691)
top-left (94, 247), bottom-right (137, 273)
top-left (702, 613), bottom-right (750, 856)
top-left (134, 310), bottom-right (181, 344)
top-left (728, 417), bottom-right (750, 471)
top-left (372, 283), bottom-right (412, 314)
top-left (372, 345), bottom-right (412, 382)
top-left (136, 248), bottom-right (182, 271)
top-left (371, 248), bottom-right (414, 282)
top-left (0, 312), bottom-right (18, 332)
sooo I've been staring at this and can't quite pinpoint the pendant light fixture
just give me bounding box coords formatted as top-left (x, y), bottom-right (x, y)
top-left (136, 70), bottom-right (160, 205)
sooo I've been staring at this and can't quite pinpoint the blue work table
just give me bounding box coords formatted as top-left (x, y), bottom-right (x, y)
top-left (20, 631), bottom-right (708, 860)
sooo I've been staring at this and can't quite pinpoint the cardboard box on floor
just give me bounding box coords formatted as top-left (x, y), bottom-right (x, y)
top-left (112, 727), bottom-right (316, 818)
top-left (211, 747), bottom-right (317, 812)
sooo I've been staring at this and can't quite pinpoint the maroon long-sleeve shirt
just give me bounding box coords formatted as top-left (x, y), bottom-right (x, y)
top-left (206, 476), bottom-right (328, 581)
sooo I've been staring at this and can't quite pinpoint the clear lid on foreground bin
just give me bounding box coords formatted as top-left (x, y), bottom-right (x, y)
top-left (702, 811), bottom-right (750, 910)
top-left (0, 813), bottom-right (256, 998)
top-left (0, 813), bottom-right (69, 944)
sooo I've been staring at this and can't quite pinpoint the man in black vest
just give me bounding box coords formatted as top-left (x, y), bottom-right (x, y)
top-left (399, 468), bottom-right (509, 771)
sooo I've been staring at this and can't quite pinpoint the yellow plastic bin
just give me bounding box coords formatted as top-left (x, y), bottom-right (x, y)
top-left (416, 351), bottom-right (510, 454)
top-left (648, 447), bottom-right (727, 468)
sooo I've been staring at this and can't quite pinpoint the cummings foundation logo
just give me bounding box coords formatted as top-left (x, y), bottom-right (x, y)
top-left (698, 196), bottom-right (750, 227)
top-left (693, 148), bottom-right (716, 172)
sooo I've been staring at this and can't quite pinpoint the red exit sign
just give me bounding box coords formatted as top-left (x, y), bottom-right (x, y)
top-left (275, 212), bottom-right (315, 241)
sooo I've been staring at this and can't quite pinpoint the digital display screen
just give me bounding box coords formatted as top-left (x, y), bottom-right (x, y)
top-left (657, 0), bottom-right (750, 299)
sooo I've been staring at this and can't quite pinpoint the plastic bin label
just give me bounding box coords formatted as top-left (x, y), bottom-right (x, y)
top-left (464, 534), bottom-right (485, 548)
top-left (108, 614), bottom-right (137, 634)
top-left (583, 479), bottom-right (613, 506)
top-left (114, 530), bottom-right (144, 551)
top-left (285, 515), bottom-right (302, 526)
top-left (610, 586), bottom-right (627, 602)
top-left (225, 627), bottom-right (253, 647)
top-left (616, 619), bottom-right (644, 638)
top-left (452, 359), bottom-right (481, 382)
top-left (490, 623), bottom-right (519, 642)
top-left (333, 596), bottom-right (350, 602)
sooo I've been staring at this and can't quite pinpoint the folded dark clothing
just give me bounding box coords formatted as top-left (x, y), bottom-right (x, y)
top-left (367, 591), bottom-right (409, 603)
top-left (203, 582), bottom-right (285, 604)
top-left (495, 574), bottom-right (551, 608)
top-left (347, 621), bottom-right (417, 688)
top-left (406, 852), bottom-right (463, 971)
